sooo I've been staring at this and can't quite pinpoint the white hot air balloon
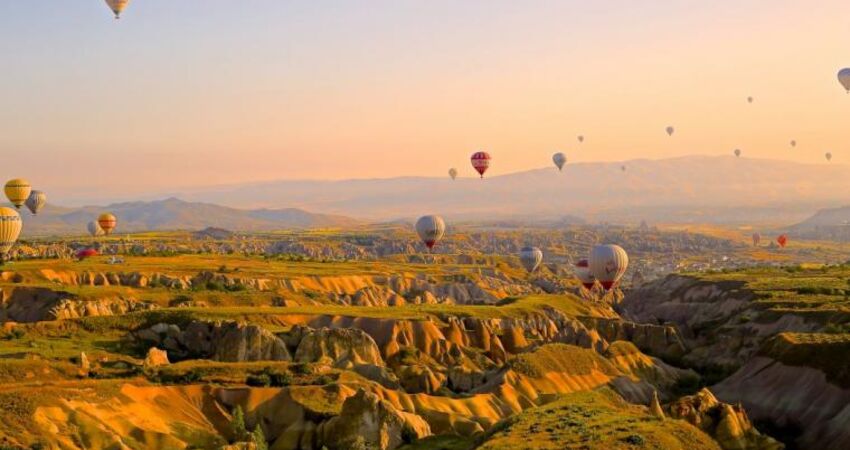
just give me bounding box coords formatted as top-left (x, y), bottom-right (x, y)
top-left (826, 152), bottom-right (833, 162)
top-left (589, 244), bottom-right (629, 291)
top-left (104, 0), bottom-right (130, 19)
top-left (574, 259), bottom-right (595, 289)
top-left (24, 190), bottom-right (46, 215)
top-left (552, 152), bottom-right (567, 171)
top-left (734, 149), bottom-right (742, 158)
top-left (519, 246), bottom-right (543, 273)
top-left (87, 220), bottom-right (105, 237)
top-left (448, 168), bottom-right (458, 180)
top-left (665, 126), bottom-right (674, 136)
top-left (0, 207), bottom-right (22, 262)
top-left (838, 68), bottom-right (850, 93)
top-left (415, 215), bottom-right (445, 250)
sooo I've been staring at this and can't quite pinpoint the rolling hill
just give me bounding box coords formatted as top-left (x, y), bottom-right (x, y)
top-left (17, 198), bottom-right (360, 236)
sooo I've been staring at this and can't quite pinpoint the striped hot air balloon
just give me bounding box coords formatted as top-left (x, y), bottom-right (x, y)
top-left (519, 247), bottom-right (543, 273)
top-left (98, 213), bottom-right (117, 235)
top-left (470, 151), bottom-right (491, 178)
top-left (0, 207), bottom-right (22, 261)
top-left (4, 179), bottom-right (31, 209)
top-left (589, 244), bottom-right (629, 291)
top-left (415, 215), bottom-right (445, 250)
top-left (25, 190), bottom-right (47, 215)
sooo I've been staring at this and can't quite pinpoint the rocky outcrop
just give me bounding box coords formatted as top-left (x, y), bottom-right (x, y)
top-left (581, 317), bottom-right (687, 360)
top-left (667, 388), bottom-right (782, 450)
top-left (143, 347), bottom-right (170, 368)
top-left (133, 321), bottom-right (291, 362)
top-left (0, 286), bottom-right (156, 322)
top-left (318, 389), bottom-right (431, 450)
top-left (293, 327), bottom-right (384, 369)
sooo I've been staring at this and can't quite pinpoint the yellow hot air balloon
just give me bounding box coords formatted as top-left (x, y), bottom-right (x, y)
top-left (104, 0), bottom-right (130, 19)
top-left (0, 207), bottom-right (22, 261)
top-left (4, 179), bottom-right (31, 209)
top-left (98, 213), bottom-right (117, 235)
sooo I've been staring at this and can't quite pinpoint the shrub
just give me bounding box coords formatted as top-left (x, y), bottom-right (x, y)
top-left (246, 373), bottom-right (271, 387)
top-left (230, 405), bottom-right (249, 443)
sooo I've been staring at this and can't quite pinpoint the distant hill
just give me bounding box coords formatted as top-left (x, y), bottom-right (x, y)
top-left (788, 205), bottom-right (850, 241)
top-left (165, 155), bottom-right (850, 224)
top-left (18, 198), bottom-right (359, 236)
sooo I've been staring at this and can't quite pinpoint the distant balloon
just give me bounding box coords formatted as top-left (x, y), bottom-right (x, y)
top-left (574, 259), bottom-right (595, 290)
top-left (752, 232), bottom-right (761, 247)
top-left (470, 151), bottom-right (491, 179)
top-left (415, 215), bottom-right (446, 250)
top-left (4, 179), bottom-right (31, 209)
top-left (790, 140), bottom-right (796, 148)
top-left (577, 135), bottom-right (584, 143)
top-left (98, 213), bottom-right (117, 235)
top-left (825, 152), bottom-right (833, 162)
top-left (87, 221), bottom-right (104, 237)
top-left (838, 68), bottom-right (850, 93)
top-left (734, 149), bottom-right (742, 158)
top-left (777, 234), bottom-right (788, 248)
top-left (104, 0), bottom-right (130, 19)
top-left (747, 96), bottom-right (754, 104)
top-left (621, 165), bottom-right (627, 172)
top-left (25, 190), bottom-right (46, 215)
top-left (666, 126), bottom-right (675, 136)
top-left (0, 207), bottom-right (22, 260)
top-left (589, 244), bottom-right (629, 291)
top-left (448, 168), bottom-right (458, 180)
top-left (519, 246), bottom-right (543, 273)
top-left (76, 248), bottom-right (99, 260)
top-left (552, 152), bottom-right (567, 171)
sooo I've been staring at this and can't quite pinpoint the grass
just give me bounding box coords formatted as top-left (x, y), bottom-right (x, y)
top-left (509, 344), bottom-right (619, 379)
top-left (759, 332), bottom-right (850, 388)
top-left (477, 387), bottom-right (720, 450)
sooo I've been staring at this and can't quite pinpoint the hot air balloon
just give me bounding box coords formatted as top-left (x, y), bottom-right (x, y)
top-left (621, 165), bottom-right (627, 172)
top-left (415, 215), bottom-right (445, 250)
top-left (665, 126), bottom-right (675, 136)
top-left (577, 135), bottom-right (584, 143)
top-left (790, 140), bottom-right (796, 148)
top-left (519, 246), bottom-right (543, 273)
top-left (25, 190), bottom-right (46, 215)
top-left (734, 149), bottom-right (742, 158)
top-left (0, 207), bottom-right (22, 261)
top-left (4, 179), bottom-right (31, 209)
top-left (747, 96), bottom-right (754, 103)
top-left (552, 153), bottom-right (567, 171)
top-left (98, 213), bottom-right (117, 235)
top-left (75, 248), bottom-right (99, 260)
top-left (838, 68), bottom-right (850, 93)
top-left (448, 168), bottom-right (458, 180)
top-left (589, 244), bottom-right (629, 291)
top-left (777, 234), bottom-right (788, 248)
top-left (87, 221), bottom-right (104, 237)
top-left (752, 232), bottom-right (761, 247)
top-left (574, 259), bottom-right (595, 290)
top-left (470, 152), bottom-right (491, 178)
top-left (104, 0), bottom-right (130, 19)
top-left (826, 152), bottom-right (833, 162)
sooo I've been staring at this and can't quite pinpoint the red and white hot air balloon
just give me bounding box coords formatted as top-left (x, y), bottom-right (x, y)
top-left (470, 151), bottom-right (491, 179)
top-left (574, 259), bottom-right (595, 290)
top-left (415, 215), bottom-right (446, 250)
top-left (589, 245), bottom-right (629, 291)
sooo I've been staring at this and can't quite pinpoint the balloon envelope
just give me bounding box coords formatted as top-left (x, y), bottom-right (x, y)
top-left (76, 248), bottom-right (99, 260)
top-left (552, 152), bottom-right (567, 171)
top-left (448, 168), bottom-right (458, 180)
top-left (25, 190), bottom-right (47, 215)
top-left (577, 135), bottom-right (584, 143)
top-left (574, 259), bottom-right (595, 289)
top-left (734, 149), bottom-right (742, 157)
top-left (838, 68), bottom-right (850, 92)
top-left (519, 246), bottom-right (543, 273)
top-left (104, 0), bottom-right (130, 18)
top-left (790, 140), bottom-right (796, 148)
top-left (4, 179), bottom-right (31, 209)
top-left (777, 234), bottom-right (788, 248)
top-left (415, 215), bottom-right (446, 250)
top-left (98, 213), bottom-right (117, 235)
top-left (752, 233), bottom-right (761, 247)
top-left (0, 207), bottom-right (22, 258)
top-left (589, 244), bottom-right (629, 290)
top-left (87, 221), bottom-right (104, 237)
top-left (825, 152), bottom-right (833, 162)
top-left (470, 152), bottom-right (491, 178)
top-left (665, 126), bottom-right (674, 136)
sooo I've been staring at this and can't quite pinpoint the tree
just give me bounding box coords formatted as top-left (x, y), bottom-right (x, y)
top-left (252, 426), bottom-right (268, 450)
top-left (230, 405), bottom-right (249, 443)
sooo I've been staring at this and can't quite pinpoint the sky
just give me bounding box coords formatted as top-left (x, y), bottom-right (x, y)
top-left (1, 1), bottom-right (849, 204)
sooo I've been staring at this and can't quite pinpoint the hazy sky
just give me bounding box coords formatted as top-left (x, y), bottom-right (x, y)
top-left (1, 1), bottom-right (849, 203)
